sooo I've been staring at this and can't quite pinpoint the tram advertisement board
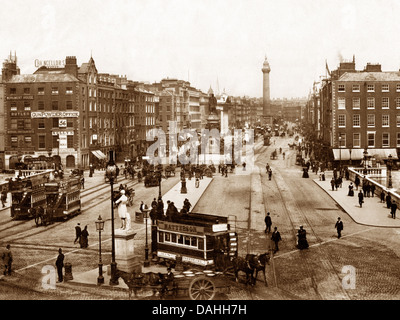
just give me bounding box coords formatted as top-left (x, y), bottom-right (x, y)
top-left (157, 221), bottom-right (205, 235)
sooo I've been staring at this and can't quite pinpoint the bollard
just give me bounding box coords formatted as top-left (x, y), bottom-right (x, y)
top-left (64, 262), bottom-right (73, 281)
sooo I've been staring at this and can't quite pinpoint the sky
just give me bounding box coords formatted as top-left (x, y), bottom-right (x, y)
top-left (1, 0), bottom-right (400, 99)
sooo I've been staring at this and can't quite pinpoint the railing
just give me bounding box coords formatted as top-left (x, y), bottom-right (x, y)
top-left (348, 167), bottom-right (399, 205)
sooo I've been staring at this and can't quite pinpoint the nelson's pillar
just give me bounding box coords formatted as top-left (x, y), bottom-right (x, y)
top-left (262, 56), bottom-right (272, 126)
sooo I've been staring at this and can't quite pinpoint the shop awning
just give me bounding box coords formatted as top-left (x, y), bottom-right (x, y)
top-left (91, 150), bottom-right (107, 160)
top-left (365, 148), bottom-right (398, 160)
top-left (333, 148), bottom-right (398, 160)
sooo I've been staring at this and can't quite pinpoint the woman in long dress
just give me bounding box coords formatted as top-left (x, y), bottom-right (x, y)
top-left (115, 190), bottom-right (128, 229)
top-left (348, 182), bottom-right (354, 196)
top-left (80, 225), bottom-right (89, 248)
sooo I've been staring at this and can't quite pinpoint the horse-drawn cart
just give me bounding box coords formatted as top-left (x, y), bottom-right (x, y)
top-left (117, 268), bottom-right (230, 300)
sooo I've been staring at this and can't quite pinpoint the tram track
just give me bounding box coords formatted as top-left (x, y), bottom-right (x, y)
top-left (257, 141), bottom-right (350, 300)
top-left (0, 179), bottom-right (138, 243)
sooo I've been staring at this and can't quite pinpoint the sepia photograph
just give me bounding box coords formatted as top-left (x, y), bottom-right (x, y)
top-left (0, 0), bottom-right (399, 312)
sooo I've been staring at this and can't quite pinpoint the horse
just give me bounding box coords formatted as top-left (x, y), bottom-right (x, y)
top-left (116, 269), bottom-right (163, 299)
top-left (246, 253), bottom-right (270, 286)
top-left (231, 252), bottom-right (270, 286)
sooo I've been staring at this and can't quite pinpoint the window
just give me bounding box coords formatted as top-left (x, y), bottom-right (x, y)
top-left (38, 119), bottom-right (45, 129)
top-left (38, 135), bottom-right (46, 149)
top-left (10, 102), bottom-right (17, 111)
top-left (9, 88), bottom-right (16, 94)
top-left (67, 119), bottom-right (74, 128)
top-left (38, 101), bottom-right (45, 110)
top-left (382, 97), bottom-right (389, 109)
top-left (397, 115), bottom-right (400, 127)
top-left (396, 98), bottom-right (400, 109)
top-left (52, 101), bottom-right (59, 110)
top-left (24, 88), bottom-right (30, 94)
top-left (11, 136), bottom-right (18, 147)
top-left (397, 133), bottom-right (400, 147)
top-left (52, 118), bottom-right (59, 128)
top-left (66, 101), bottom-right (73, 110)
top-left (382, 133), bottom-right (390, 147)
top-left (352, 84), bottom-right (360, 92)
top-left (51, 87), bottom-right (59, 95)
top-left (353, 114), bottom-right (361, 127)
top-left (382, 114), bottom-right (390, 127)
top-left (367, 84), bottom-right (375, 92)
top-left (339, 133), bottom-right (346, 147)
top-left (338, 114), bottom-right (346, 127)
top-left (24, 101), bottom-right (31, 111)
top-left (382, 84), bottom-right (389, 92)
top-left (338, 97), bottom-right (346, 109)
top-left (367, 132), bottom-right (375, 147)
top-left (24, 119), bottom-right (31, 129)
top-left (353, 133), bottom-right (361, 148)
top-left (367, 114), bottom-right (375, 127)
top-left (397, 84), bottom-right (400, 92)
top-left (66, 87), bottom-right (73, 94)
top-left (367, 97), bottom-right (375, 109)
top-left (352, 97), bottom-right (360, 109)
top-left (38, 87), bottom-right (45, 95)
top-left (338, 84), bottom-right (345, 92)
top-left (10, 119), bottom-right (17, 129)
top-left (24, 136), bottom-right (32, 144)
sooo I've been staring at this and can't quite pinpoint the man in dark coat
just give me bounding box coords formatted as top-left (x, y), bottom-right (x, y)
top-left (55, 248), bottom-right (64, 283)
top-left (391, 201), bottom-right (397, 219)
top-left (264, 212), bottom-right (272, 233)
top-left (335, 217), bottom-right (344, 238)
top-left (386, 193), bottom-right (392, 209)
top-left (74, 223), bottom-right (81, 244)
top-left (2, 244), bottom-right (13, 276)
top-left (271, 227), bottom-right (282, 253)
top-left (358, 190), bottom-right (364, 208)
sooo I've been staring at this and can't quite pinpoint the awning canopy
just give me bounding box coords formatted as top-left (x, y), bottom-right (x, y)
top-left (333, 148), bottom-right (398, 160)
top-left (91, 150), bottom-right (107, 160)
top-left (366, 148), bottom-right (398, 160)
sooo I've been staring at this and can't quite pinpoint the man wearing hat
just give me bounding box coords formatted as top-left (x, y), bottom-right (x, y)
top-left (2, 244), bottom-right (13, 276)
top-left (335, 217), bottom-right (343, 239)
top-left (55, 248), bottom-right (64, 283)
top-left (74, 223), bottom-right (81, 244)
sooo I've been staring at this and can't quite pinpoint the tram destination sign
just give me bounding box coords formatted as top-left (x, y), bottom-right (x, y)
top-left (158, 221), bottom-right (205, 235)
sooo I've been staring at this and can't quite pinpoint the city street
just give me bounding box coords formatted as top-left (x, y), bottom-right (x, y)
top-left (1, 135), bottom-right (400, 300)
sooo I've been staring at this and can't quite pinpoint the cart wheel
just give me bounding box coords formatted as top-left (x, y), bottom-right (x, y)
top-left (188, 276), bottom-right (216, 300)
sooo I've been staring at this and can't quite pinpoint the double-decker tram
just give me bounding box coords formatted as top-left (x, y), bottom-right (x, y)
top-left (154, 213), bottom-right (238, 270)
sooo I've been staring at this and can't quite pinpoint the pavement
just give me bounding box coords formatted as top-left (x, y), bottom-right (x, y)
top-left (313, 171), bottom-right (400, 228)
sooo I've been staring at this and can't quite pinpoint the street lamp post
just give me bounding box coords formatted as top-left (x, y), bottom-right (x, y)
top-left (157, 169), bottom-right (162, 200)
top-left (143, 208), bottom-right (150, 267)
top-left (95, 215), bottom-right (105, 285)
top-left (363, 148), bottom-right (368, 175)
top-left (387, 154), bottom-right (393, 189)
top-left (106, 151), bottom-right (119, 286)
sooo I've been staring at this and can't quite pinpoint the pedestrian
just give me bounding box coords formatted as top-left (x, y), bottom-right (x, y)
top-left (151, 198), bottom-right (157, 209)
top-left (2, 244), bottom-right (12, 276)
top-left (348, 182), bottom-right (354, 197)
top-left (330, 177), bottom-right (335, 191)
top-left (139, 201), bottom-right (145, 212)
top-left (380, 190), bottom-right (385, 203)
top-left (358, 190), bottom-right (364, 208)
top-left (74, 223), bottom-right (81, 244)
top-left (391, 200), bottom-right (397, 219)
top-left (386, 193), bottom-right (392, 209)
top-left (297, 226), bottom-right (309, 249)
top-left (1, 190), bottom-right (7, 208)
top-left (115, 189), bottom-right (128, 229)
top-left (335, 217), bottom-right (343, 239)
top-left (271, 227), bottom-right (282, 253)
top-left (268, 169), bottom-right (272, 180)
top-left (80, 225), bottom-right (89, 248)
top-left (81, 176), bottom-right (85, 189)
top-left (55, 248), bottom-right (64, 283)
top-left (264, 212), bottom-right (272, 233)
top-left (355, 175), bottom-right (360, 190)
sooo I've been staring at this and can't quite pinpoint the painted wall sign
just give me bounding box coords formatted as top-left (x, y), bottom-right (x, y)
top-left (34, 59), bottom-right (65, 68)
top-left (31, 111), bottom-right (79, 118)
